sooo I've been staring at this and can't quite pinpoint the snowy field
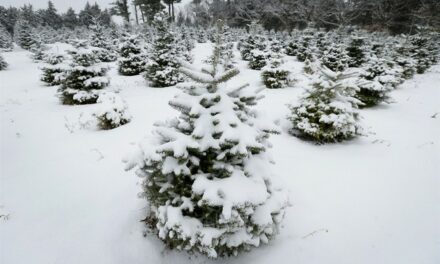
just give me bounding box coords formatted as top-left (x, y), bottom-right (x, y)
top-left (1, 43), bottom-right (439, 264)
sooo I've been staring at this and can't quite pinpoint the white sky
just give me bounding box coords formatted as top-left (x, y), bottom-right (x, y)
top-left (0, 0), bottom-right (115, 12)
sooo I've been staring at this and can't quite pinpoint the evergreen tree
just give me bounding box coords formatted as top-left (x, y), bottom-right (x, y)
top-left (125, 21), bottom-right (288, 258)
top-left (261, 52), bottom-right (290, 89)
top-left (205, 24), bottom-right (235, 70)
top-left (95, 92), bottom-right (132, 129)
top-left (14, 19), bottom-right (35, 50)
top-left (346, 36), bottom-right (366, 67)
top-left (248, 49), bottom-right (267, 70)
top-left (0, 25), bottom-right (13, 51)
top-left (118, 35), bottom-right (146, 76)
top-left (285, 39), bottom-right (300, 56)
top-left (321, 44), bottom-right (349, 72)
top-left (58, 45), bottom-right (109, 105)
top-left (296, 35), bottom-right (314, 62)
top-left (43, 1), bottom-right (62, 29)
top-left (40, 53), bottom-right (68, 86)
top-left (62, 8), bottom-right (78, 29)
top-left (144, 12), bottom-right (183, 87)
top-left (289, 66), bottom-right (362, 143)
top-left (110, 0), bottom-right (130, 23)
top-left (134, 0), bottom-right (165, 23)
top-left (89, 20), bottom-right (117, 62)
top-left (410, 36), bottom-right (432, 74)
top-left (0, 53), bottom-right (8, 70)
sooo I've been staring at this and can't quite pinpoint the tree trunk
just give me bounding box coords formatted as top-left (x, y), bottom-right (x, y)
top-left (172, 2), bottom-right (175, 21)
top-left (134, 4), bottom-right (139, 25)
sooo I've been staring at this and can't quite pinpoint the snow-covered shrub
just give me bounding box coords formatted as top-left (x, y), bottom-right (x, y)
top-left (0, 54), bottom-right (8, 70)
top-left (125, 22), bottom-right (288, 258)
top-left (289, 66), bottom-right (362, 143)
top-left (118, 35), bottom-right (146, 76)
top-left (239, 22), bottom-right (266, 61)
top-left (296, 35), bottom-right (314, 62)
top-left (0, 25), bottom-right (13, 51)
top-left (144, 12), bottom-right (183, 87)
top-left (58, 46), bottom-right (109, 105)
top-left (285, 40), bottom-right (299, 56)
top-left (90, 23), bottom-right (117, 62)
top-left (346, 36), bottom-right (366, 67)
top-left (14, 19), bottom-right (36, 50)
top-left (249, 49), bottom-right (267, 70)
top-left (321, 44), bottom-right (349, 72)
top-left (30, 42), bottom-right (48, 62)
top-left (176, 27), bottom-right (195, 63)
top-left (303, 58), bottom-right (316, 75)
top-left (205, 21), bottom-right (236, 70)
top-left (410, 36), bottom-right (431, 74)
top-left (261, 53), bottom-right (290, 89)
top-left (95, 92), bottom-right (131, 129)
top-left (40, 53), bottom-right (69, 86)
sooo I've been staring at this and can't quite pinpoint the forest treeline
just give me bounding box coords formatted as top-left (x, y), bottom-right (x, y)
top-left (1, 0), bottom-right (439, 37)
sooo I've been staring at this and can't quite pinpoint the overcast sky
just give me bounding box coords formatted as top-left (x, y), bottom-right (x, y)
top-left (0, 0), bottom-right (115, 12)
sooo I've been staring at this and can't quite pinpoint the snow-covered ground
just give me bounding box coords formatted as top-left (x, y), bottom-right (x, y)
top-left (1, 44), bottom-right (439, 264)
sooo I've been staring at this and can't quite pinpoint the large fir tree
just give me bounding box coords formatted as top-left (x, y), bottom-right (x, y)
top-left (125, 21), bottom-right (288, 258)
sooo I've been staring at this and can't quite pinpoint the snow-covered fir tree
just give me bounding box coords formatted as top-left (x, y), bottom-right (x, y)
top-left (30, 41), bottom-right (48, 62)
top-left (285, 39), bottom-right (300, 56)
top-left (90, 21), bottom-right (117, 62)
top-left (248, 49), bottom-right (267, 70)
top-left (0, 54), bottom-right (8, 70)
top-left (125, 21), bottom-right (288, 258)
top-left (346, 36), bottom-right (366, 67)
top-left (393, 43), bottom-right (417, 80)
top-left (14, 19), bottom-right (36, 50)
top-left (410, 36), bottom-right (432, 74)
top-left (59, 45), bottom-right (109, 105)
top-left (261, 52), bottom-right (290, 89)
top-left (176, 27), bottom-right (195, 63)
top-left (118, 35), bottom-right (146, 76)
top-left (321, 44), bottom-right (349, 72)
top-left (296, 35), bottom-right (315, 62)
top-left (289, 66), bottom-right (362, 143)
top-left (40, 53), bottom-right (69, 86)
top-left (204, 23), bottom-right (236, 70)
top-left (95, 92), bottom-right (132, 129)
top-left (239, 22), bottom-right (266, 61)
top-left (0, 25), bottom-right (13, 51)
top-left (144, 12), bottom-right (183, 88)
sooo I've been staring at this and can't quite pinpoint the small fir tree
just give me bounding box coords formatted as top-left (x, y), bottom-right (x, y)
top-left (0, 25), bottom-right (13, 51)
top-left (90, 22), bottom-right (117, 62)
top-left (144, 12), bottom-right (183, 87)
top-left (346, 37), bottom-right (366, 67)
top-left (321, 44), bottom-right (349, 72)
top-left (261, 52), bottom-right (290, 89)
top-left (296, 35), bottom-right (314, 62)
top-left (58, 46), bottom-right (109, 105)
top-left (124, 21), bottom-right (288, 258)
top-left (95, 92), bottom-right (132, 129)
top-left (248, 49), bottom-right (267, 70)
top-left (289, 66), bottom-right (362, 143)
top-left (0, 54), bottom-right (8, 70)
top-left (118, 35), bottom-right (146, 76)
top-left (40, 53), bottom-right (69, 86)
top-left (410, 36), bottom-right (431, 74)
top-left (14, 19), bottom-right (36, 50)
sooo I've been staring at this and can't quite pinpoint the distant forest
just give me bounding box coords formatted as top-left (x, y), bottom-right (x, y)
top-left (1, 0), bottom-right (439, 36)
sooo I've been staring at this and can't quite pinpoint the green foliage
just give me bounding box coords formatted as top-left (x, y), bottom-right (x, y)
top-left (289, 67), bottom-right (362, 143)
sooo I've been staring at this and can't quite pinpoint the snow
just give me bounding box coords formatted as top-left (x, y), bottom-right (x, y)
top-left (1, 42), bottom-right (439, 264)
